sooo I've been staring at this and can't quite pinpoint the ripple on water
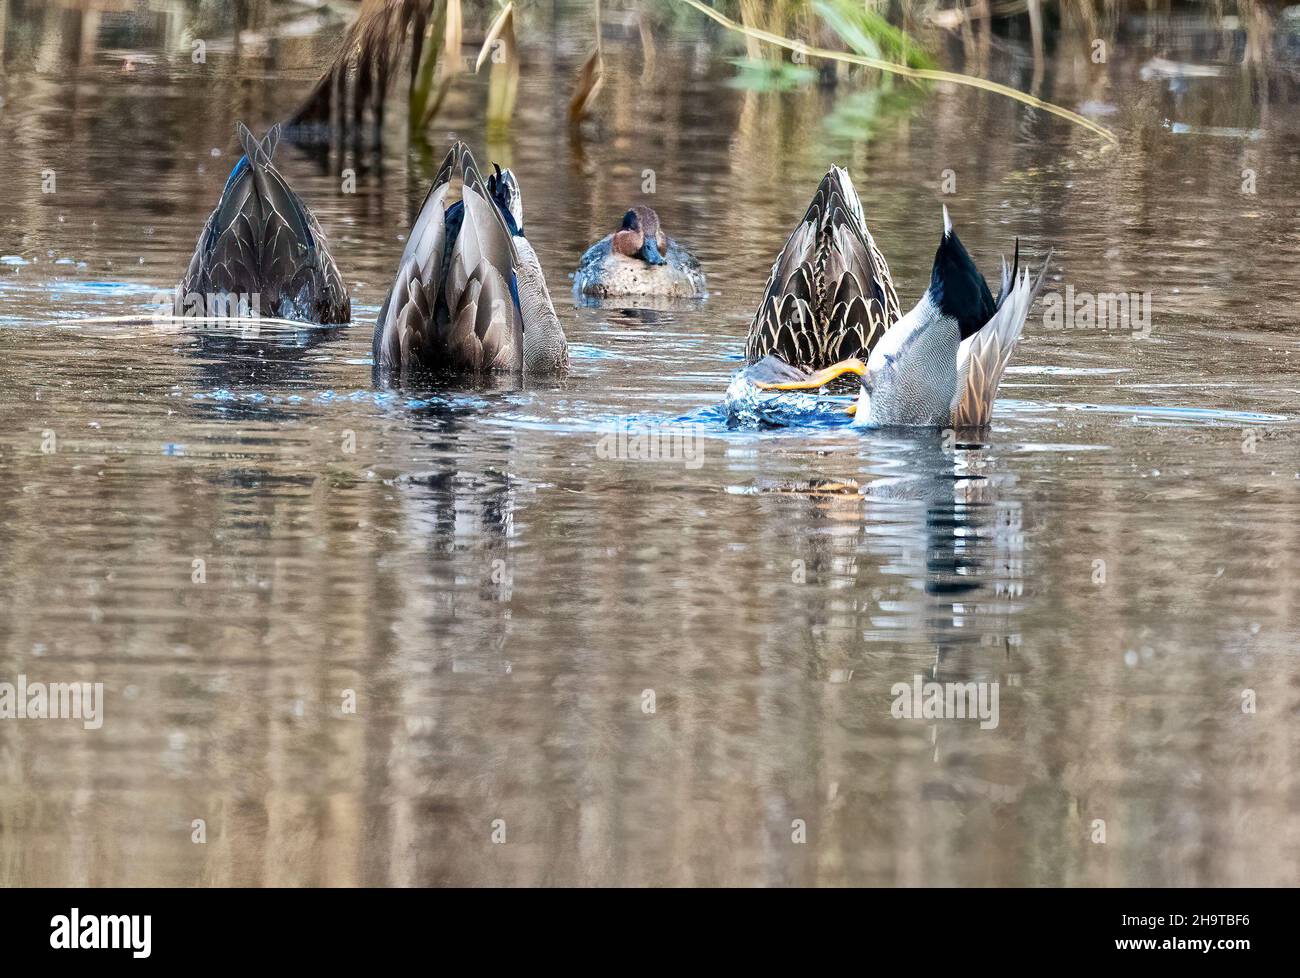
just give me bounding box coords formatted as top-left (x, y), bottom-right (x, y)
top-left (2, 4), bottom-right (1299, 888)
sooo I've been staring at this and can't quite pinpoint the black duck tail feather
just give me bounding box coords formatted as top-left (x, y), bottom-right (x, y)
top-left (996, 238), bottom-right (1021, 309)
top-left (236, 121), bottom-right (259, 162)
top-left (259, 124), bottom-right (282, 164)
top-left (237, 122), bottom-right (281, 168)
top-left (929, 207), bottom-right (996, 341)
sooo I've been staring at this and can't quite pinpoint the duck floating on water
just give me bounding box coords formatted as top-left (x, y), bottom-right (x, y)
top-left (372, 142), bottom-right (568, 376)
top-left (757, 206), bottom-right (1049, 429)
top-left (746, 166), bottom-right (900, 371)
top-left (574, 205), bottom-right (706, 299)
top-left (175, 123), bottom-right (350, 324)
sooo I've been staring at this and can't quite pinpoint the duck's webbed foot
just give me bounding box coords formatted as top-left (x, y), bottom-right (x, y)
top-left (752, 357), bottom-right (865, 392)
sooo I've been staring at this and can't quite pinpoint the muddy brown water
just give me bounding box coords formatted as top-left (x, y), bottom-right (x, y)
top-left (0, 2), bottom-right (1297, 885)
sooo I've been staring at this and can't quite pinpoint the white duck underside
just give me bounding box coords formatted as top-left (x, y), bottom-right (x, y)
top-left (852, 265), bottom-right (1039, 429)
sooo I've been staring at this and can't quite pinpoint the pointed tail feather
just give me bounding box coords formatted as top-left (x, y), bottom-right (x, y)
top-left (189, 122), bottom-right (342, 320)
top-left (745, 165), bottom-right (898, 370)
top-left (239, 124), bottom-right (315, 255)
top-left (455, 144), bottom-right (518, 268)
top-left (234, 122), bottom-right (281, 167)
top-left (434, 143), bottom-right (458, 184)
top-left (236, 121), bottom-right (259, 162)
top-left (996, 239), bottom-right (1020, 308)
top-left (373, 146), bottom-right (458, 368)
top-left (375, 141), bottom-right (526, 373)
top-left (952, 251), bottom-right (1051, 428)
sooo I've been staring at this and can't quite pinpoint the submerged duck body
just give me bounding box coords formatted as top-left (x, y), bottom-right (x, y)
top-left (175, 123), bottom-right (350, 325)
top-left (372, 143), bottom-right (567, 376)
top-left (759, 207), bottom-right (1049, 430)
top-left (574, 206), bottom-right (705, 299)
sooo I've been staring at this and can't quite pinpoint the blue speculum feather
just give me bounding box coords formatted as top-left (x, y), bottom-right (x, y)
top-left (508, 272), bottom-right (521, 313)
top-left (221, 155), bottom-right (249, 195)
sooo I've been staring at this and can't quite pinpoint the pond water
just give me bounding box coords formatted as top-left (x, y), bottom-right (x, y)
top-left (0, 1), bottom-right (1297, 886)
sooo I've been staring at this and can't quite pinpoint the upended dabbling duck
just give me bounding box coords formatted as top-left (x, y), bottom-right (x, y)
top-left (747, 168), bottom-right (1048, 429)
top-left (574, 205), bottom-right (705, 299)
top-left (175, 123), bottom-right (350, 324)
top-left (372, 142), bottom-right (567, 375)
top-left (745, 165), bottom-right (901, 372)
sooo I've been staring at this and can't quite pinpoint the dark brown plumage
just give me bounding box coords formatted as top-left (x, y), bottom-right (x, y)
top-left (745, 166), bottom-right (899, 370)
top-left (372, 142), bottom-right (567, 376)
top-left (175, 123), bottom-right (350, 324)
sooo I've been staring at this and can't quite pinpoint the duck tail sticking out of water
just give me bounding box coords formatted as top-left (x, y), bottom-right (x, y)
top-left (175, 123), bottom-right (350, 325)
top-left (745, 165), bottom-right (901, 370)
top-left (758, 206), bottom-right (1050, 429)
top-left (372, 142), bottom-right (567, 377)
top-left (952, 228), bottom-right (1051, 428)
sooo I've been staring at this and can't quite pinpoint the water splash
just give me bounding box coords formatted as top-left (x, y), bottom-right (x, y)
top-left (719, 368), bottom-right (854, 430)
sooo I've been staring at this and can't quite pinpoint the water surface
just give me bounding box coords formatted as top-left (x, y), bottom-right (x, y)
top-left (1, 1), bottom-right (1298, 886)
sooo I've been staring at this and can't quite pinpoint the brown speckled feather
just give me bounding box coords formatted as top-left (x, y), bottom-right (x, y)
top-left (746, 166), bottom-right (898, 370)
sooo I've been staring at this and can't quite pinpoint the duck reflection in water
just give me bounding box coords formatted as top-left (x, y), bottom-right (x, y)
top-left (756, 435), bottom-right (1024, 685)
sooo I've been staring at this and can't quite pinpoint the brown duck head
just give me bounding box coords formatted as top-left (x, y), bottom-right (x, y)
top-left (611, 205), bottom-right (668, 266)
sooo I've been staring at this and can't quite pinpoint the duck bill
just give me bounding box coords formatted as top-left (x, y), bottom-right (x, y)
top-left (639, 237), bottom-right (667, 265)
top-left (754, 357), bottom-right (866, 392)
